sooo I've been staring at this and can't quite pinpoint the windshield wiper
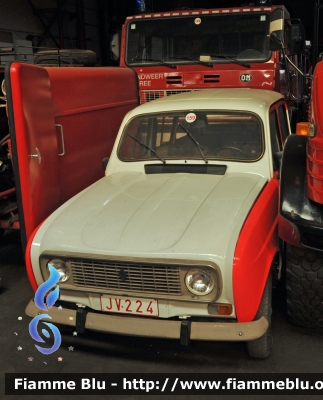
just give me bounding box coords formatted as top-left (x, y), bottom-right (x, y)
top-left (136, 58), bottom-right (177, 69)
top-left (167, 57), bottom-right (213, 68)
top-left (129, 134), bottom-right (166, 164)
top-left (179, 124), bottom-right (208, 164)
top-left (209, 54), bottom-right (250, 68)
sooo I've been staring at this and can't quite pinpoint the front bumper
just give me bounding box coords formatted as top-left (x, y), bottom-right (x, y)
top-left (25, 299), bottom-right (268, 342)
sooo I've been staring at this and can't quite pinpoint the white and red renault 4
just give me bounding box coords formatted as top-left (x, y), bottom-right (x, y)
top-left (25, 88), bottom-right (290, 358)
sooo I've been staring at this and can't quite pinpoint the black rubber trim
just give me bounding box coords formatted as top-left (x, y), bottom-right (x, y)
top-left (280, 134), bottom-right (323, 251)
top-left (180, 320), bottom-right (191, 346)
top-left (145, 164), bottom-right (227, 175)
top-left (76, 308), bottom-right (88, 334)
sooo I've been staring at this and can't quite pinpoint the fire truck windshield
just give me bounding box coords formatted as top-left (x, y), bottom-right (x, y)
top-left (126, 13), bottom-right (271, 66)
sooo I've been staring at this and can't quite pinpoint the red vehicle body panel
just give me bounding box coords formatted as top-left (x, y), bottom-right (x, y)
top-left (45, 67), bottom-right (138, 204)
top-left (278, 214), bottom-right (301, 248)
top-left (131, 63), bottom-right (280, 104)
top-left (6, 63), bottom-right (139, 248)
top-left (307, 61), bottom-right (323, 204)
top-left (233, 177), bottom-right (279, 322)
top-left (7, 63), bottom-right (61, 247)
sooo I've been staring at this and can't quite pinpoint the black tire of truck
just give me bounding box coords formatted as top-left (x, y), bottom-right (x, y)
top-left (286, 243), bottom-right (323, 328)
top-left (246, 271), bottom-right (273, 359)
top-left (34, 49), bottom-right (97, 67)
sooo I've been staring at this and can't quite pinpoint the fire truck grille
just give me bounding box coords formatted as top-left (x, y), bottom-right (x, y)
top-left (70, 259), bottom-right (182, 295)
top-left (166, 75), bottom-right (183, 85)
top-left (204, 74), bottom-right (220, 83)
top-left (141, 89), bottom-right (193, 104)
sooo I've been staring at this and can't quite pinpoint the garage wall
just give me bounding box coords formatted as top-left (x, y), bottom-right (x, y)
top-left (0, 0), bottom-right (102, 64)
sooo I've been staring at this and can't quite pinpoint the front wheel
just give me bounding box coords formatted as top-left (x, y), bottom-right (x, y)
top-left (286, 244), bottom-right (323, 328)
top-left (246, 271), bottom-right (273, 359)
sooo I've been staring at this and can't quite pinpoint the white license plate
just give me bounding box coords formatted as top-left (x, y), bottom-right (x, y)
top-left (100, 295), bottom-right (159, 316)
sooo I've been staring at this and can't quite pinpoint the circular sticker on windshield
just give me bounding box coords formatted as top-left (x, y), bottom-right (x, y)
top-left (186, 113), bottom-right (197, 123)
top-left (194, 18), bottom-right (201, 25)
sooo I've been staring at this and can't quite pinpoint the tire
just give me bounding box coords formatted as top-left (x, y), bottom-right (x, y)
top-left (34, 49), bottom-right (97, 67)
top-left (286, 243), bottom-right (323, 328)
top-left (246, 271), bottom-right (273, 359)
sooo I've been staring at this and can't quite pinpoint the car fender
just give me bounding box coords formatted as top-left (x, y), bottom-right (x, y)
top-left (233, 177), bottom-right (279, 322)
top-left (25, 221), bottom-right (45, 292)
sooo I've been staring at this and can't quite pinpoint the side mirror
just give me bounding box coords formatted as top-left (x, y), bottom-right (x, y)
top-left (102, 157), bottom-right (109, 171)
top-left (269, 33), bottom-right (283, 51)
top-left (288, 24), bottom-right (305, 55)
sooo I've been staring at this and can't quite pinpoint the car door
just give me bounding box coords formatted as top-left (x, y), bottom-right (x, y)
top-left (6, 62), bottom-right (139, 248)
top-left (6, 62), bottom-right (61, 249)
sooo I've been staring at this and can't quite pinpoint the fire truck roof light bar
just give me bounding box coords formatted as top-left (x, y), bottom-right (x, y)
top-left (126, 7), bottom-right (274, 20)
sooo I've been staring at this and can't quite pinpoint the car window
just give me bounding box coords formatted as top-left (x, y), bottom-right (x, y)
top-left (119, 111), bottom-right (264, 162)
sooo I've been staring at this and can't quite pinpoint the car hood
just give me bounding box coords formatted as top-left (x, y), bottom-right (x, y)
top-left (37, 171), bottom-right (267, 265)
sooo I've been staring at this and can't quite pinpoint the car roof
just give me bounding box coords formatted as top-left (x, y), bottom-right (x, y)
top-left (128, 88), bottom-right (285, 118)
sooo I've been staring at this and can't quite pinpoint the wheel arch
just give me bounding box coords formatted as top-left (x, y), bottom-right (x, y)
top-left (279, 134), bottom-right (307, 247)
top-left (279, 134), bottom-right (323, 251)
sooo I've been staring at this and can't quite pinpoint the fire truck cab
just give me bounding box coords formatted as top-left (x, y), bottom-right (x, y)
top-left (120, 4), bottom-right (307, 113)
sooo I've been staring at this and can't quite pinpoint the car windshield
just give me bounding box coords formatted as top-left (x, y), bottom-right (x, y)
top-left (126, 13), bottom-right (271, 66)
top-left (118, 111), bottom-right (263, 162)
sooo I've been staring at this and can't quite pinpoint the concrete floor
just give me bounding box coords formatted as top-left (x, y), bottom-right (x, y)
top-left (1, 229), bottom-right (323, 400)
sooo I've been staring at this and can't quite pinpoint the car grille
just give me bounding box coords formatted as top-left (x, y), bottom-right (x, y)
top-left (70, 259), bottom-right (182, 295)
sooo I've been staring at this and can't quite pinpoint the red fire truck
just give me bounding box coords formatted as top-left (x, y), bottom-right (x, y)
top-left (279, 59), bottom-right (323, 329)
top-left (119, 3), bottom-right (308, 115)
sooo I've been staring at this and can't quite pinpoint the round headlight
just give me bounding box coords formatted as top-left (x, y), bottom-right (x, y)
top-left (185, 268), bottom-right (214, 296)
top-left (47, 259), bottom-right (70, 283)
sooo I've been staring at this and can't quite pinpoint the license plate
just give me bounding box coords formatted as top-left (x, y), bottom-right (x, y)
top-left (100, 296), bottom-right (159, 316)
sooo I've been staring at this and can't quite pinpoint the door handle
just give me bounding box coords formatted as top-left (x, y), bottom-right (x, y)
top-left (56, 124), bottom-right (65, 156)
top-left (29, 147), bottom-right (41, 164)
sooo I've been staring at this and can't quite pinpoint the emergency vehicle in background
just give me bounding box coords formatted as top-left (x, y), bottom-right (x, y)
top-left (119, 2), bottom-right (308, 121)
top-left (279, 59), bottom-right (323, 330)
